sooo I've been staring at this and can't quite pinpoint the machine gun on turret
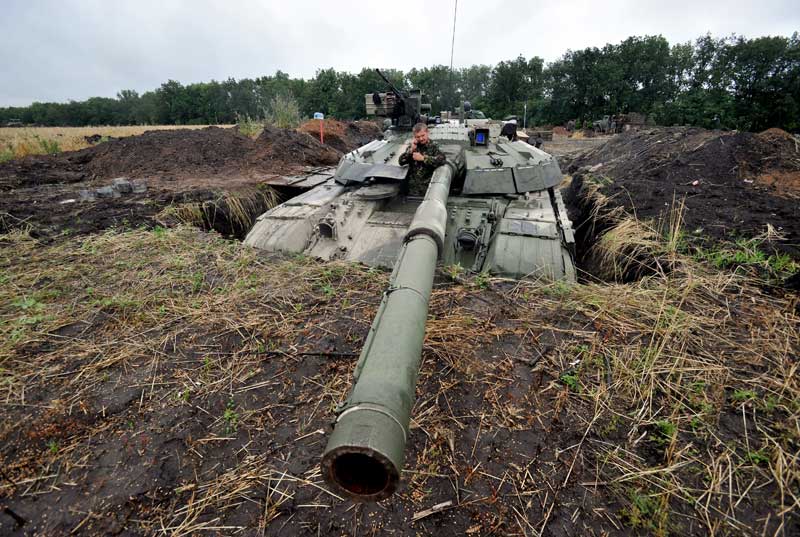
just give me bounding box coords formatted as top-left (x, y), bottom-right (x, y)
top-left (365, 69), bottom-right (431, 129)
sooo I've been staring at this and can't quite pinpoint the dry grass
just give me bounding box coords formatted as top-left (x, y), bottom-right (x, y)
top-left (0, 125), bottom-right (233, 161)
top-left (560, 180), bottom-right (798, 535)
top-left (504, 259), bottom-right (799, 535)
top-left (588, 200), bottom-right (688, 281)
top-left (0, 225), bottom-right (797, 535)
top-left (157, 187), bottom-right (281, 238)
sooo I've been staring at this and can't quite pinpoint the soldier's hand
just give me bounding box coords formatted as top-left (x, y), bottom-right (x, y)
top-left (409, 140), bottom-right (417, 152)
top-left (412, 151), bottom-right (425, 162)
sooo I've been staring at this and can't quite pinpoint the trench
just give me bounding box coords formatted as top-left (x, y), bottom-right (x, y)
top-left (165, 186), bottom-right (283, 241)
top-left (562, 174), bottom-right (611, 280)
top-left (563, 172), bottom-right (662, 283)
top-left (191, 177), bottom-right (636, 284)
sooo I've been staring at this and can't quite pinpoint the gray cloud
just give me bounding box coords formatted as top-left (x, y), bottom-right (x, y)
top-left (1, 0), bottom-right (797, 106)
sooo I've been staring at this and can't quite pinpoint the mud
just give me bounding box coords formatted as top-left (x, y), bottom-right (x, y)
top-left (0, 125), bottom-right (352, 193)
top-left (0, 127), bottom-right (249, 191)
top-left (250, 124), bottom-right (343, 168)
top-left (1, 231), bottom-right (795, 536)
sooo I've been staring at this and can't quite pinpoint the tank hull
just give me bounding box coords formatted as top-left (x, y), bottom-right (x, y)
top-left (244, 126), bottom-right (575, 280)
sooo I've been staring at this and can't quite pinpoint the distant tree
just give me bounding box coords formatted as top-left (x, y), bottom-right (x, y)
top-left (155, 80), bottom-right (192, 124)
top-left (458, 64), bottom-right (492, 110)
top-left (116, 90), bottom-right (139, 124)
top-left (727, 34), bottom-right (800, 130)
top-left (406, 65), bottom-right (455, 114)
top-left (303, 68), bottom-right (341, 117)
top-left (485, 56), bottom-right (544, 121)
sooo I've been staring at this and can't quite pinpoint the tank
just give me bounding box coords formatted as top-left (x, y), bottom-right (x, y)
top-left (244, 70), bottom-right (575, 500)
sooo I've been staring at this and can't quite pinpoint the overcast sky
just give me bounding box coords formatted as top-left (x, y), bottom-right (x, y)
top-left (1, 0), bottom-right (797, 107)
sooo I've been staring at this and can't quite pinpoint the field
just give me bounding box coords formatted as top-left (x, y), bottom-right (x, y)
top-left (0, 126), bottom-right (798, 536)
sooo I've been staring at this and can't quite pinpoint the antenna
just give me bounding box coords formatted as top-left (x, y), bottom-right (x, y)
top-left (448, 0), bottom-right (458, 111)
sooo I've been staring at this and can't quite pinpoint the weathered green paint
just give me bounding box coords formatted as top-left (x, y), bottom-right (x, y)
top-left (320, 163), bottom-right (456, 501)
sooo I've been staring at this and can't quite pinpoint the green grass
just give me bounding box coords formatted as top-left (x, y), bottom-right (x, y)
top-left (646, 419), bottom-right (678, 448)
top-left (13, 296), bottom-right (43, 310)
top-left (473, 271), bottom-right (491, 289)
top-left (693, 236), bottom-right (799, 281)
top-left (542, 279), bottom-right (573, 297)
top-left (223, 400), bottom-right (239, 434)
top-left (560, 372), bottom-right (580, 392)
top-left (620, 489), bottom-right (669, 535)
top-left (443, 263), bottom-right (464, 280)
top-left (747, 449), bottom-right (769, 465)
top-left (0, 145), bottom-right (13, 163)
top-left (321, 283), bottom-right (336, 297)
top-left (191, 271), bottom-right (204, 293)
top-left (731, 389), bottom-right (757, 403)
top-left (34, 134), bottom-right (60, 155)
top-left (236, 114), bottom-right (262, 137)
top-left (265, 94), bottom-right (301, 129)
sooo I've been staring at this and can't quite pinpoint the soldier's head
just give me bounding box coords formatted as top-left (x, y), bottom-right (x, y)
top-left (412, 123), bottom-right (429, 145)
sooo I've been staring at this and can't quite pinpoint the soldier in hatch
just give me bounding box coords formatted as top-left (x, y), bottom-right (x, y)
top-left (399, 123), bottom-right (445, 196)
top-left (500, 118), bottom-right (518, 141)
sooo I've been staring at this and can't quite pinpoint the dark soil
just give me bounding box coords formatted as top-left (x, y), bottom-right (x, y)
top-left (1, 128), bottom-right (798, 536)
top-left (1, 230), bottom-right (795, 536)
top-left (298, 119), bottom-right (382, 154)
top-left (0, 125), bottom-right (352, 193)
top-left (0, 189), bottom-right (161, 238)
top-left (0, 127), bottom-right (249, 191)
top-left (567, 127), bottom-right (800, 257)
top-left (249, 125), bottom-right (342, 167)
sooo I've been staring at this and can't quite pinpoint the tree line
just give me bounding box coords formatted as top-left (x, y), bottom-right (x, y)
top-left (2, 34), bottom-right (798, 132)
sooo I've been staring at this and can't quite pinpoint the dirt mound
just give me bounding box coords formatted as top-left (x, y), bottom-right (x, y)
top-left (0, 124), bottom-right (348, 240)
top-left (250, 124), bottom-right (342, 167)
top-left (753, 128), bottom-right (800, 196)
top-left (298, 119), bottom-right (381, 154)
top-left (83, 126), bottom-right (254, 179)
top-left (0, 127), bottom-right (256, 190)
top-left (569, 126), bottom-right (800, 255)
top-left (0, 122), bottom-right (377, 193)
top-left (758, 127), bottom-right (797, 143)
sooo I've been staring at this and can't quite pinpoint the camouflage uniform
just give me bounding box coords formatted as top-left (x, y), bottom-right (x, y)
top-left (399, 141), bottom-right (446, 196)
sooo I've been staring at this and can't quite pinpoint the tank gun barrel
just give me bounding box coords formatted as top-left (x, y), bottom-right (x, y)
top-left (321, 154), bottom-right (462, 501)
